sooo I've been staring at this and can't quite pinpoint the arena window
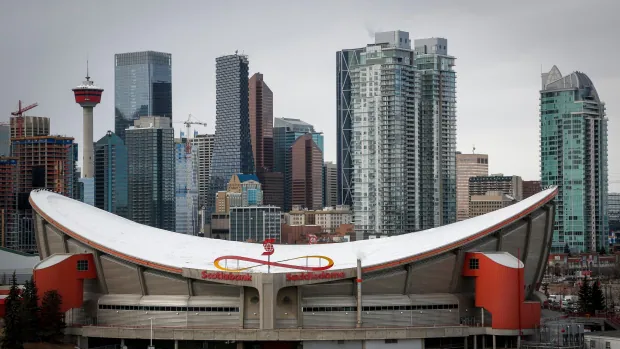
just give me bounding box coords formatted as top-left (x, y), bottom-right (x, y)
top-left (77, 260), bottom-right (89, 271)
top-left (469, 258), bottom-right (479, 270)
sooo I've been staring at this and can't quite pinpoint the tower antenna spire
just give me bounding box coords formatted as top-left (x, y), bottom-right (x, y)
top-left (86, 58), bottom-right (90, 81)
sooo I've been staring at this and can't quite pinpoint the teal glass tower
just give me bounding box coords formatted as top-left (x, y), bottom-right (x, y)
top-left (94, 131), bottom-right (128, 218)
top-left (540, 66), bottom-right (608, 253)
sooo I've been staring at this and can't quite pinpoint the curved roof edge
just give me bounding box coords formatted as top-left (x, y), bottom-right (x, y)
top-left (29, 187), bottom-right (558, 274)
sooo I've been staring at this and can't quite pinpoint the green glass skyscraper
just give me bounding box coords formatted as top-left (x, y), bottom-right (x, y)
top-left (540, 66), bottom-right (608, 253)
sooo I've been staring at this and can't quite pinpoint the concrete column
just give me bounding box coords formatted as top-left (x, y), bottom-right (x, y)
top-left (120, 339), bottom-right (126, 349)
top-left (236, 341), bottom-right (243, 349)
top-left (174, 340), bottom-right (178, 349)
top-left (473, 335), bottom-right (477, 349)
top-left (259, 274), bottom-right (275, 330)
top-left (483, 335), bottom-right (486, 349)
top-left (78, 336), bottom-right (89, 349)
top-left (464, 336), bottom-right (468, 349)
top-left (492, 335), bottom-right (496, 349)
top-left (82, 106), bottom-right (94, 178)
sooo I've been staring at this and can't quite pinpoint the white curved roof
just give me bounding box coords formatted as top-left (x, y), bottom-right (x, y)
top-left (29, 188), bottom-right (556, 274)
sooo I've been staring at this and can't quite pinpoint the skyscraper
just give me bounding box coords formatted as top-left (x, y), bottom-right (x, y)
top-left (336, 47), bottom-right (363, 207)
top-left (249, 73), bottom-right (274, 172)
top-left (323, 161), bottom-right (338, 207)
top-left (540, 66), bottom-right (608, 253)
top-left (456, 153), bottom-right (488, 221)
top-left (94, 131), bottom-right (128, 218)
top-left (414, 38), bottom-right (457, 229)
top-left (114, 51), bottom-right (172, 141)
top-left (175, 137), bottom-right (199, 235)
top-left (290, 134), bottom-right (323, 210)
top-left (346, 31), bottom-right (420, 239)
top-left (273, 118), bottom-right (324, 211)
top-left (126, 116), bottom-right (175, 231)
top-left (208, 53), bottom-right (254, 218)
top-left (192, 134), bottom-right (214, 209)
top-left (9, 116), bottom-right (49, 139)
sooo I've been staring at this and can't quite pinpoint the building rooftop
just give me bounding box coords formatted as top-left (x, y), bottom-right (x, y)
top-left (236, 174), bottom-right (259, 183)
top-left (29, 187), bottom-right (557, 274)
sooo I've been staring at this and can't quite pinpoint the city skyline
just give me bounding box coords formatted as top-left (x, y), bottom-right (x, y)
top-left (1, 1), bottom-right (619, 188)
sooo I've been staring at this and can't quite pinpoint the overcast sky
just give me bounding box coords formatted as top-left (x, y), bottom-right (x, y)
top-left (1, 0), bottom-right (619, 189)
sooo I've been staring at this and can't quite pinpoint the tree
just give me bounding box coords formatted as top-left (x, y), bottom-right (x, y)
top-left (599, 246), bottom-right (607, 255)
top-left (591, 279), bottom-right (606, 312)
top-left (20, 277), bottom-right (40, 342)
top-left (564, 243), bottom-right (571, 255)
top-left (578, 277), bottom-right (592, 313)
top-left (1, 272), bottom-right (24, 349)
top-left (1, 272), bottom-right (7, 285)
top-left (39, 290), bottom-right (65, 343)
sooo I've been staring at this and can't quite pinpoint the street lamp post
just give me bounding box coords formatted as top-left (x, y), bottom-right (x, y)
top-left (148, 317), bottom-right (154, 349)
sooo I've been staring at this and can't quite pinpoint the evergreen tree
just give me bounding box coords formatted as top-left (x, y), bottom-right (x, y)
top-left (1, 272), bottom-right (24, 349)
top-left (564, 243), bottom-right (571, 254)
top-left (578, 277), bottom-right (592, 313)
top-left (1, 272), bottom-right (7, 285)
top-left (599, 246), bottom-right (607, 255)
top-left (39, 290), bottom-right (65, 343)
top-left (20, 277), bottom-right (40, 342)
top-left (591, 279), bottom-right (606, 312)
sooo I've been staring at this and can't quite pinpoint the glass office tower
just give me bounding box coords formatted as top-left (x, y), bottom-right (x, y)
top-left (273, 118), bottom-right (324, 211)
top-left (540, 66), bottom-right (608, 253)
top-left (207, 54), bottom-right (254, 219)
top-left (94, 131), bottom-right (128, 218)
top-left (126, 117), bottom-right (175, 231)
top-left (114, 51), bottom-right (172, 141)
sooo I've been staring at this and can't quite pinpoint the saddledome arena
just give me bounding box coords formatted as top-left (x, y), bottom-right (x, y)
top-left (27, 187), bottom-right (558, 349)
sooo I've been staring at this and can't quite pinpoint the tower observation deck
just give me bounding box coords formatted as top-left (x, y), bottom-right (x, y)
top-left (72, 67), bottom-right (103, 178)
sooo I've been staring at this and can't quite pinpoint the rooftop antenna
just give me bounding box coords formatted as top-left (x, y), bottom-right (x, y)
top-left (86, 58), bottom-right (90, 81)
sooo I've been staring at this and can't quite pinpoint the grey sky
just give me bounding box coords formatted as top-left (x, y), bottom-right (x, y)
top-left (1, 0), bottom-right (619, 188)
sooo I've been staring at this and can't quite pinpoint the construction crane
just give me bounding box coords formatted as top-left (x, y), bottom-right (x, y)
top-left (174, 114), bottom-right (208, 154)
top-left (11, 100), bottom-right (38, 138)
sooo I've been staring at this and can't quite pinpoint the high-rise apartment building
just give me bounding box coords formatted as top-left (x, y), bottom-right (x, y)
top-left (175, 137), bottom-right (199, 235)
top-left (192, 134), bottom-right (214, 209)
top-left (0, 157), bottom-right (17, 248)
top-left (249, 73), bottom-right (274, 172)
top-left (0, 124), bottom-right (10, 156)
top-left (290, 134), bottom-right (323, 210)
top-left (540, 66), bottom-right (608, 253)
top-left (456, 153), bottom-right (488, 221)
top-left (414, 38), bottom-right (457, 229)
top-left (339, 31), bottom-right (457, 239)
top-left (114, 51), bottom-right (172, 141)
top-left (9, 116), bottom-right (50, 139)
top-left (345, 31), bottom-right (419, 239)
top-left (94, 131), bottom-right (128, 218)
top-left (468, 175), bottom-right (523, 201)
top-left (273, 118), bottom-right (323, 211)
top-left (523, 181), bottom-right (542, 199)
top-left (323, 161), bottom-right (338, 207)
top-left (609, 193), bottom-right (620, 232)
top-left (126, 116), bottom-right (175, 231)
top-left (208, 53), bottom-right (254, 218)
top-left (11, 136), bottom-right (78, 252)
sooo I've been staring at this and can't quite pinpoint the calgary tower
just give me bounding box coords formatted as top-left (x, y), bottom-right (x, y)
top-left (72, 62), bottom-right (103, 178)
